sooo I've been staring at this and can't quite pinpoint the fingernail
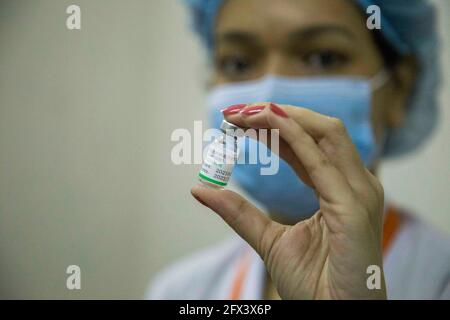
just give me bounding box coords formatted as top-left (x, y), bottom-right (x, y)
top-left (221, 104), bottom-right (247, 116)
top-left (269, 103), bottom-right (288, 118)
top-left (240, 105), bottom-right (266, 116)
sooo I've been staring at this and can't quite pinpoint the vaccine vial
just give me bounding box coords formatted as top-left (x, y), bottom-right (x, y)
top-left (198, 120), bottom-right (243, 189)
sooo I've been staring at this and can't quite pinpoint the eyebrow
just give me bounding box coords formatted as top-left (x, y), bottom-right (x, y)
top-left (215, 24), bottom-right (355, 46)
top-left (215, 31), bottom-right (262, 47)
top-left (288, 25), bottom-right (356, 42)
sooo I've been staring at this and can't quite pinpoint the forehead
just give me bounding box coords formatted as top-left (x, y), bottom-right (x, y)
top-left (215, 0), bottom-right (369, 41)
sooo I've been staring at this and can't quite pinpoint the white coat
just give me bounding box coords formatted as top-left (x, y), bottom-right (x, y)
top-left (147, 209), bottom-right (450, 300)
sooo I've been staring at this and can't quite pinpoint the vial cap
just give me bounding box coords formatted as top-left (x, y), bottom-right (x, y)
top-left (220, 120), bottom-right (244, 137)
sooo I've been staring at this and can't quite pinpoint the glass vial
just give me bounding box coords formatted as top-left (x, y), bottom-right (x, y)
top-left (198, 120), bottom-right (242, 189)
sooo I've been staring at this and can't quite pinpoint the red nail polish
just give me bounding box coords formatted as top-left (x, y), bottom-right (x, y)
top-left (270, 103), bottom-right (288, 118)
top-left (241, 105), bottom-right (266, 116)
top-left (221, 104), bottom-right (247, 116)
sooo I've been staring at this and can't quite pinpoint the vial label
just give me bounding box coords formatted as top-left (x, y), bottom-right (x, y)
top-left (199, 142), bottom-right (237, 187)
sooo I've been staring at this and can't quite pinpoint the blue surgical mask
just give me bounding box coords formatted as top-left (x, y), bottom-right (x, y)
top-left (206, 71), bottom-right (389, 221)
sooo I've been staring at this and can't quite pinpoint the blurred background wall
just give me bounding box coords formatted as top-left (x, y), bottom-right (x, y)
top-left (0, 0), bottom-right (449, 299)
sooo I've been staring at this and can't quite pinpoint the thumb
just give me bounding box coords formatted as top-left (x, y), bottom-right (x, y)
top-left (191, 185), bottom-right (282, 258)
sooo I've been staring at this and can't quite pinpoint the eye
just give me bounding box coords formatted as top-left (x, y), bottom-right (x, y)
top-left (216, 55), bottom-right (253, 78)
top-left (303, 50), bottom-right (349, 71)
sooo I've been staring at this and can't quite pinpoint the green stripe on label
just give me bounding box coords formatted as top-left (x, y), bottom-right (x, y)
top-left (198, 172), bottom-right (227, 186)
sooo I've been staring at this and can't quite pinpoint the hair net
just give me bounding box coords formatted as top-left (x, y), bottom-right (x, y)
top-left (183, 0), bottom-right (441, 157)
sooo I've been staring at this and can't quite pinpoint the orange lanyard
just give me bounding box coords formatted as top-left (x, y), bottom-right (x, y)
top-left (228, 206), bottom-right (403, 300)
top-left (382, 206), bottom-right (402, 254)
top-left (228, 250), bottom-right (252, 300)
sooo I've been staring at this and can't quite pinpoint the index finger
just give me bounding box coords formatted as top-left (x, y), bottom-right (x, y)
top-left (224, 103), bottom-right (369, 188)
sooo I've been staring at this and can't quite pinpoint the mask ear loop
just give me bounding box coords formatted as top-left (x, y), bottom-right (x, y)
top-left (370, 69), bottom-right (392, 92)
top-left (370, 68), bottom-right (392, 159)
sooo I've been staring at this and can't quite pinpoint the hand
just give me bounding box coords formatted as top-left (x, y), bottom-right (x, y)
top-left (191, 103), bottom-right (386, 299)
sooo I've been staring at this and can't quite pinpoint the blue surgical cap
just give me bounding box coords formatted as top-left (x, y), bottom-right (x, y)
top-left (183, 0), bottom-right (441, 157)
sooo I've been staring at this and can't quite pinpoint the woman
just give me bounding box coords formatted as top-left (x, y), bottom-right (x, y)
top-left (148, 0), bottom-right (450, 299)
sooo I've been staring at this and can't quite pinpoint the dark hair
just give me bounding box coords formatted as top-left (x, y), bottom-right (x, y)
top-left (370, 28), bottom-right (403, 69)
